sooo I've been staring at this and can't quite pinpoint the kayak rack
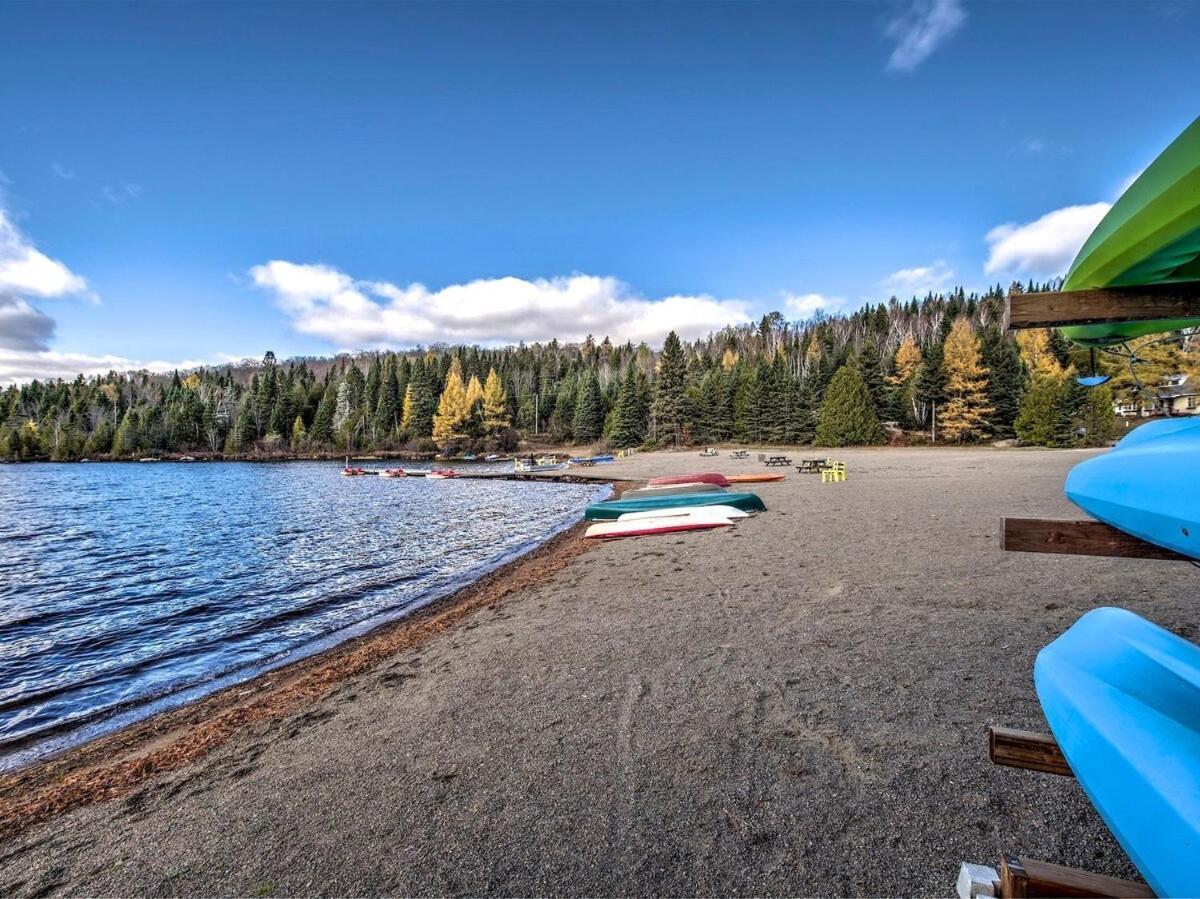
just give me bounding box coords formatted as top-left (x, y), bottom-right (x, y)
top-left (1001, 517), bottom-right (1193, 562)
top-left (957, 519), bottom-right (1188, 896)
top-left (1004, 282), bottom-right (1200, 330)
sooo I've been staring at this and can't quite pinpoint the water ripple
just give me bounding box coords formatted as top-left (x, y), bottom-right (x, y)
top-left (0, 462), bottom-right (603, 766)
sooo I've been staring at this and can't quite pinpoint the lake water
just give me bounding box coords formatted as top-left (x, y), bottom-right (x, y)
top-left (0, 462), bottom-right (605, 770)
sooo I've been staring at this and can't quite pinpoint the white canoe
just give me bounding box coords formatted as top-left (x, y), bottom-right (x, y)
top-left (621, 482), bottom-right (725, 499)
top-left (616, 505), bottom-right (748, 522)
top-left (586, 516), bottom-right (733, 539)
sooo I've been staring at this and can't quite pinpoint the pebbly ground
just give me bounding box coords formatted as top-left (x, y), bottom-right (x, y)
top-left (2, 446), bottom-right (1193, 896)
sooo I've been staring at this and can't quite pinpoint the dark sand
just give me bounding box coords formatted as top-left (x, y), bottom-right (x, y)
top-left (2, 447), bottom-right (1194, 896)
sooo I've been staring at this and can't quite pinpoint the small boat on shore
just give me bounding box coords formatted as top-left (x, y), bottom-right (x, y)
top-left (726, 473), bottom-right (786, 484)
top-left (514, 456), bottom-right (569, 473)
top-left (647, 472), bottom-right (730, 488)
top-left (621, 483), bottom-right (725, 499)
top-left (586, 516), bottom-right (732, 539)
top-left (586, 491), bottom-right (765, 520)
top-left (426, 468), bottom-right (458, 479)
top-left (378, 468), bottom-right (407, 478)
top-left (617, 505), bottom-right (748, 522)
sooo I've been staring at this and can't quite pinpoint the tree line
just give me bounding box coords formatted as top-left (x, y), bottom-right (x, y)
top-left (4, 280), bottom-right (1192, 461)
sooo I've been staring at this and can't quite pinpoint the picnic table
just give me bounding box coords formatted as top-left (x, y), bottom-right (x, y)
top-left (730, 450), bottom-right (749, 460)
top-left (764, 455), bottom-right (792, 467)
top-left (795, 458), bottom-right (828, 473)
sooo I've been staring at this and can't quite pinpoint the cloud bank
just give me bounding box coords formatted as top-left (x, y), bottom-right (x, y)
top-left (884, 0), bottom-right (966, 72)
top-left (784, 292), bottom-right (851, 319)
top-left (881, 260), bottom-right (955, 297)
top-left (250, 261), bottom-right (753, 348)
top-left (983, 202), bottom-right (1111, 279)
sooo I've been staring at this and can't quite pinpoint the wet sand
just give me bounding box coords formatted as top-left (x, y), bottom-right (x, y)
top-left (2, 447), bottom-right (1194, 896)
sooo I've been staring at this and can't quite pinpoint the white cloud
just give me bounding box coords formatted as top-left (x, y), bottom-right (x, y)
top-left (0, 349), bottom-right (239, 387)
top-left (51, 162), bottom-right (77, 180)
top-left (784, 293), bottom-right (851, 319)
top-left (983, 202), bottom-right (1111, 279)
top-left (884, 0), bottom-right (966, 72)
top-left (0, 210), bottom-right (89, 299)
top-left (102, 182), bottom-right (142, 205)
top-left (250, 261), bottom-right (753, 348)
top-left (881, 260), bottom-right (955, 297)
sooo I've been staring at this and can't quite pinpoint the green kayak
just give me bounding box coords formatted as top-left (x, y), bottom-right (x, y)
top-left (1062, 116), bottom-right (1200, 347)
top-left (584, 492), bottom-right (766, 521)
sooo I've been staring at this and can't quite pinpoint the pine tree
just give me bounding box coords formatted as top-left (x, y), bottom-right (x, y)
top-left (939, 316), bottom-right (994, 443)
top-left (111, 409), bottom-right (140, 457)
top-left (1076, 382), bottom-right (1117, 447)
top-left (814, 365), bottom-right (885, 446)
top-left (610, 365), bottom-right (649, 447)
top-left (855, 341), bottom-right (887, 421)
top-left (653, 331), bottom-right (687, 445)
top-left (914, 342), bottom-right (946, 434)
top-left (481, 368), bottom-right (509, 433)
top-left (979, 328), bottom-right (1025, 439)
top-left (432, 358), bottom-right (471, 441)
top-left (572, 371), bottom-right (604, 443)
top-left (310, 384), bottom-right (336, 445)
top-left (373, 363), bottom-right (400, 439)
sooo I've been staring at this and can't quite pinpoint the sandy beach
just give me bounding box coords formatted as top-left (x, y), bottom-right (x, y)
top-left (2, 447), bottom-right (1194, 896)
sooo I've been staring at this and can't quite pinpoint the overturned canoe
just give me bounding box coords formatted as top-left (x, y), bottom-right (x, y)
top-left (585, 516), bottom-right (732, 539)
top-left (1035, 607), bottom-right (1200, 897)
top-left (1061, 116), bottom-right (1200, 346)
top-left (621, 483), bottom-right (725, 499)
top-left (617, 505), bottom-right (749, 522)
top-left (646, 472), bottom-right (730, 488)
top-left (1064, 416), bottom-right (1200, 560)
top-left (725, 473), bottom-right (785, 484)
top-left (585, 491), bottom-right (765, 520)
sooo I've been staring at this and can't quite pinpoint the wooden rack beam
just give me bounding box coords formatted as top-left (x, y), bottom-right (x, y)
top-left (988, 727), bottom-right (1072, 777)
top-left (998, 854), bottom-right (1153, 898)
top-left (1004, 282), bottom-right (1200, 331)
top-left (1002, 517), bottom-right (1191, 561)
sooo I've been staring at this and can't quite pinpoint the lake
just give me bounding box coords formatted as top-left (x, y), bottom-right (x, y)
top-left (0, 461), bottom-right (605, 770)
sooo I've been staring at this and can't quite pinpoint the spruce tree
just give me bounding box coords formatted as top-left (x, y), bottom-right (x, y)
top-left (814, 365), bottom-right (885, 446)
top-left (979, 328), bottom-right (1025, 439)
top-left (855, 341), bottom-right (887, 421)
top-left (572, 371), bottom-right (604, 443)
top-left (653, 331), bottom-right (688, 445)
top-left (373, 364), bottom-right (400, 439)
top-left (914, 342), bottom-right (946, 434)
top-left (310, 384), bottom-right (336, 445)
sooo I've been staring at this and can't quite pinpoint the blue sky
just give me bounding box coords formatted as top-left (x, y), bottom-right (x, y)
top-left (0, 0), bottom-right (1197, 383)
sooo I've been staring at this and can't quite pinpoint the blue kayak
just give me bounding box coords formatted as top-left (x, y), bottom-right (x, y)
top-left (585, 491), bottom-right (765, 520)
top-left (1036, 607), bottom-right (1200, 897)
top-left (1064, 417), bottom-right (1200, 560)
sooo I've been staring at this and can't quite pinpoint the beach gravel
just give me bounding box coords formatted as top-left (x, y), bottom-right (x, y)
top-left (1, 447), bottom-right (1191, 896)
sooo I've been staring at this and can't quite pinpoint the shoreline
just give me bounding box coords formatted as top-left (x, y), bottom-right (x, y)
top-left (0, 478), bottom-right (634, 841)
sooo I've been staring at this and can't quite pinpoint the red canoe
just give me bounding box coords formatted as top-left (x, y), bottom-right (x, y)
top-left (646, 472), bottom-right (730, 488)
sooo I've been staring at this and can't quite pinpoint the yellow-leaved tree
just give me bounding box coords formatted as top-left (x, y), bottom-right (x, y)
top-left (720, 348), bottom-right (739, 372)
top-left (940, 316), bottom-right (993, 442)
top-left (481, 368), bottom-right (509, 433)
top-left (432, 358), bottom-right (470, 441)
top-left (465, 374), bottom-right (484, 413)
top-left (887, 332), bottom-right (923, 426)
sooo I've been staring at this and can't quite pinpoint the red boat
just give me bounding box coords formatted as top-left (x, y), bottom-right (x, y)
top-left (426, 468), bottom-right (458, 479)
top-left (341, 467), bottom-right (368, 477)
top-left (646, 472), bottom-right (730, 488)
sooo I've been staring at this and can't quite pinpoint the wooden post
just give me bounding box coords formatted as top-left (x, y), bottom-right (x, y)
top-left (998, 854), bottom-right (1153, 898)
top-left (1005, 282), bottom-right (1200, 331)
top-left (1001, 517), bottom-right (1191, 561)
top-left (988, 727), bottom-right (1072, 777)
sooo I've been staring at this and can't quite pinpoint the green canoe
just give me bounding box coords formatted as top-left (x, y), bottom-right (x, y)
top-left (1061, 116), bottom-right (1200, 347)
top-left (584, 492), bottom-right (766, 521)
